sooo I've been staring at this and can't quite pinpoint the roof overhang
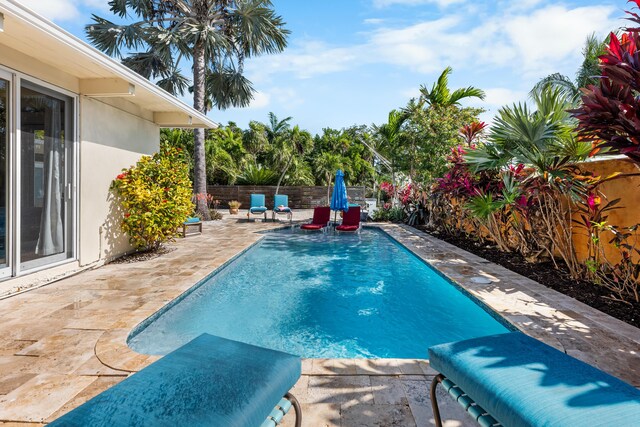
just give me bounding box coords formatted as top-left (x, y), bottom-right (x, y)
top-left (0, 1), bottom-right (217, 129)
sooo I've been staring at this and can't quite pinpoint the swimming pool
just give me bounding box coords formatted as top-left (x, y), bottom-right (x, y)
top-left (128, 228), bottom-right (511, 358)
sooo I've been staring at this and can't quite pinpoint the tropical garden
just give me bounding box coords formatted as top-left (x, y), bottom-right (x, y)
top-left (94, 1), bottom-right (639, 325)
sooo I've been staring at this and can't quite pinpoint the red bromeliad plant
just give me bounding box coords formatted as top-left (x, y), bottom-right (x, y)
top-left (571, 0), bottom-right (640, 163)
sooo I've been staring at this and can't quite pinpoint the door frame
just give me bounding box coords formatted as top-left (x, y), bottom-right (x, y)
top-left (0, 64), bottom-right (79, 278)
top-left (0, 67), bottom-right (14, 279)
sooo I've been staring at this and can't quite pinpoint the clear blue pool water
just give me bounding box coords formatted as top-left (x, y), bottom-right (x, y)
top-left (128, 228), bottom-right (511, 358)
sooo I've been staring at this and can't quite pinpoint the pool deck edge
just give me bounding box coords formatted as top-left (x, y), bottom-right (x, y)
top-left (0, 214), bottom-right (638, 424)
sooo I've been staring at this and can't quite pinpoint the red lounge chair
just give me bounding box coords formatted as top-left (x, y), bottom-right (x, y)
top-left (300, 206), bottom-right (331, 231)
top-left (336, 206), bottom-right (360, 232)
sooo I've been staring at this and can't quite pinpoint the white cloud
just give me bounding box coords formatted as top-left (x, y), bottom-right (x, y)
top-left (20, 0), bottom-right (112, 22)
top-left (501, 5), bottom-right (615, 76)
top-left (373, 0), bottom-right (466, 8)
top-left (363, 18), bottom-right (386, 25)
top-left (248, 39), bottom-right (359, 80)
top-left (19, 0), bottom-right (82, 21)
top-left (250, 3), bottom-right (618, 83)
top-left (248, 91), bottom-right (271, 109)
top-left (482, 88), bottom-right (528, 108)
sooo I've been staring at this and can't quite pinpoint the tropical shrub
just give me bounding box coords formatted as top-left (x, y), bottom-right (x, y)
top-left (111, 145), bottom-right (192, 251)
top-left (192, 193), bottom-right (222, 220)
top-left (397, 183), bottom-right (429, 226)
top-left (237, 164), bottom-right (279, 185)
top-left (596, 223), bottom-right (640, 303)
top-left (459, 121), bottom-right (487, 146)
top-left (572, 1), bottom-right (640, 163)
top-left (372, 203), bottom-right (405, 222)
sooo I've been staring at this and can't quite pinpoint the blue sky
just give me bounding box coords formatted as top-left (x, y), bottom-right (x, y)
top-left (23, 0), bottom-right (623, 134)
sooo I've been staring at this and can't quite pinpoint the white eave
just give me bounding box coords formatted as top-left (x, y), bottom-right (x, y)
top-left (0, 0), bottom-right (217, 129)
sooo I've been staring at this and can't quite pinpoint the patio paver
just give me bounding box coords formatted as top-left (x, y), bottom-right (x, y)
top-left (0, 213), bottom-right (637, 426)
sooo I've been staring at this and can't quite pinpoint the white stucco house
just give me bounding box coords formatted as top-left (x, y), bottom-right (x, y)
top-left (0, 0), bottom-right (216, 292)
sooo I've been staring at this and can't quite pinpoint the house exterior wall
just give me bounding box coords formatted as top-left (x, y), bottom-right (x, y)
top-left (78, 97), bottom-right (159, 265)
top-left (0, 44), bottom-right (162, 278)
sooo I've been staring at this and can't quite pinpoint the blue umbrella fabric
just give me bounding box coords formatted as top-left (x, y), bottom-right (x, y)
top-left (330, 170), bottom-right (349, 213)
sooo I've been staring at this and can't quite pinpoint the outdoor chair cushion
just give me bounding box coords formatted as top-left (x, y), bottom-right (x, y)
top-left (185, 216), bottom-right (201, 224)
top-left (429, 332), bottom-right (640, 427)
top-left (250, 206), bottom-right (268, 213)
top-left (49, 334), bottom-right (301, 427)
top-left (274, 207), bottom-right (292, 213)
top-left (300, 224), bottom-right (323, 230)
top-left (336, 225), bottom-right (359, 232)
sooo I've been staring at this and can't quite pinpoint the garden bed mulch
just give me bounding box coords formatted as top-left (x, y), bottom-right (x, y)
top-left (416, 226), bottom-right (640, 329)
top-left (109, 246), bottom-right (176, 264)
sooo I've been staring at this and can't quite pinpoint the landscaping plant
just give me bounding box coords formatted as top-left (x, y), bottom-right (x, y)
top-left (111, 145), bottom-right (192, 251)
top-left (572, 0), bottom-right (640, 163)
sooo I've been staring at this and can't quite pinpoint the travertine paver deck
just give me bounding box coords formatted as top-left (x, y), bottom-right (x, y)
top-left (0, 213), bottom-right (638, 426)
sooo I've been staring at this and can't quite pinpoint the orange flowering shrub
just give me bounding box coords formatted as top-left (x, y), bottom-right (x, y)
top-left (111, 145), bottom-right (192, 250)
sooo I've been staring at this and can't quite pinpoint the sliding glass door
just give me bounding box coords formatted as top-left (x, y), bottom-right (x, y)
top-left (0, 73), bottom-right (9, 276)
top-left (0, 69), bottom-right (75, 278)
top-left (19, 81), bottom-right (74, 271)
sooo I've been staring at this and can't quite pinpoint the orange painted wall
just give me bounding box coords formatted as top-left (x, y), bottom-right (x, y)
top-left (573, 157), bottom-right (640, 264)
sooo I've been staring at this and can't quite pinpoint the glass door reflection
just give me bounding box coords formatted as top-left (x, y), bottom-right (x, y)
top-left (20, 83), bottom-right (72, 269)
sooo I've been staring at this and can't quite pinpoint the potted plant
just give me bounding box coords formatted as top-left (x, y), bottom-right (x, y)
top-left (228, 200), bottom-right (241, 214)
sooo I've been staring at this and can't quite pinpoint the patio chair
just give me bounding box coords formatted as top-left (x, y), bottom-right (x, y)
top-left (428, 332), bottom-right (640, 427)
top-left (272, 194), bottom-right (293, 222)
top-left (247, 194), bottom-right (268, 221)
top-left (181, 216), bottom-right (202, 237)
top-left (49, 334), bottom-right (302, 427)
top-left (300, 206), bottom-right (331, 231)
top-left (336, 206), bottom-right (360, 232)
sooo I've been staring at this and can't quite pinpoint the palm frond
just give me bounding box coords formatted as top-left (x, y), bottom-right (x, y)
top-left (575, 33), bottom-right (607, 90)
top-left (85, 15), bottom-right (147, 57)
top-left (121, 50), bottom-right (171, 79)
top-left (233, 0), bottom-right (290, 57)
top-left (464, 143), bottom-right (509, 172)
top-left (530, 73), bottom-right (578, 103)
top-left (205, 67), bottom-right (255, 110)
top-left (449, 86), bottom-right (486, 105)
top-left (157, 69), bottom-right (190, 96)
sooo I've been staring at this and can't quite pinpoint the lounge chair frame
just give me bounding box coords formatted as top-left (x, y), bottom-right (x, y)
top-left (262, 392), bottom-right (301, 427)
top-left (430, 374), bottom-right (501, 427)
top-left (181, 219), bottom-right (202, 237)
top-left (272, 209), bottom-right (293, 223)
top-left (247, 194), bottom-right (269, 221)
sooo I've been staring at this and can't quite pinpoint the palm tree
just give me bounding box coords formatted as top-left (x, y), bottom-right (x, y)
top-left (86, 1), bottom-right (289, 219)
top-left (420, 67), bottom-right (485, 108)
top-left (466, 87), bottom-right (589, 173)
top-left (531, 34), bottom-right (607, 105)
top-left (265, 112), bottom-right (293, 144)
top-left (314, 152), bottom-right (344, 202)
top-left (273, 125), bottom-right (314, 194)
top-left (374, 109), bottom-right (409, 203)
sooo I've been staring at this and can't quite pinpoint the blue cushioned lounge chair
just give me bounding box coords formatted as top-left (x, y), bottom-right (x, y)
top-left (49, 334), bottom-right (302, 427)
top-left (428, 332), bottom-right (640, 427)
top-left (247, 193), bottom-right (268, 221)
top-left (272, 194), bottom-right (293, 222)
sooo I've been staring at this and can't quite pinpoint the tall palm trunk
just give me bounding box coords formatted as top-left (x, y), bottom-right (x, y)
top-left (275, 155), bottom-right (293, 195)
top-left (192, 40), bottom-right (211, 220)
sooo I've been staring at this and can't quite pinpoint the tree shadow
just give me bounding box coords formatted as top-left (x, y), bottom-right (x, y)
top-left (101, 191), bottom-right (132, 262)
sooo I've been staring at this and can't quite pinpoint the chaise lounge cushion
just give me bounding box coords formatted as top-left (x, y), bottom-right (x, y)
top-left (429, 332), bottom-right (640, 427)
top-left (49, 334), bottom-right (301, 427)
top-left (301, 224), bottom-right (323, 230)
top-left (336, 225), bottom-right (359, 232)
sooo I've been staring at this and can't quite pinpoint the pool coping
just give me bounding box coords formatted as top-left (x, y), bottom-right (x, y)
top-left (95, 222), bottom-right (640, 385)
